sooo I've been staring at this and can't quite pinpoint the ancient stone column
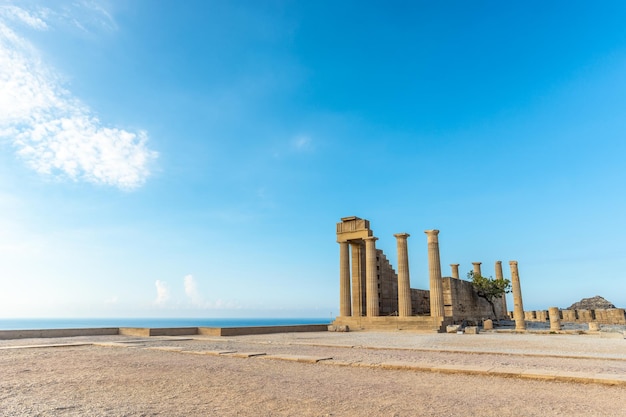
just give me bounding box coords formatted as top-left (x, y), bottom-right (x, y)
top-left (472, 262), bottom-right (482, 277)
top-left (548, 307), bottom-right (561, 331)
top-left (350, 241), bottom-right (364, 317)
top-left (338, 241), bottom-right (351, 317)
top-left (450, 264), bottom-right (460, 279)
top-left (509, 260), bottom-right (526, 330)
top-left (425, 230), bottom-right (445, 317)
top-left (394, 233), bottom-right (412, 317)
top-left (364, 237), bottom-right (379, 317)
top-left (494, 261), bottom-right (503, 280)
top-left (495, 260), bottom-right (508, 316)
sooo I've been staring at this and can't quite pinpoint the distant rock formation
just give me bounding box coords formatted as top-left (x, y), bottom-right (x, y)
top-left (567, 296), bottom-right (616, 310)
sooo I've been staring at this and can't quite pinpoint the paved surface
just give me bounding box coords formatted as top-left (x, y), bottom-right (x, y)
top-left (3, 330), bottom-right (626, 385)
top-left (3, 330), bottom-right (626, 416)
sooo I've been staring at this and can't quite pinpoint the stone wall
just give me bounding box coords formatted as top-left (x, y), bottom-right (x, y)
top-left (377, 249), bottom-right (399, 315)
top-left (0, 325), bottom-right (330, 340)
top-left (410, 288), bottom-right (430, 315)
top-left (594, 309), bottom-right (626, 324)
top-left (0, 328), bottom-right (118, 340)
top-left (516, 308), bottom-right (626, 325)
top-left (375, 247), bottom-right (430, 316)
top-left (558, 308), bottom-right (625, 324)
top-left (443, 277), bottom-right (507, 322)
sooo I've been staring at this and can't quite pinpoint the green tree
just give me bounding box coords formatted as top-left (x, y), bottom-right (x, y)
top-left (467, 271), bottom-right (511, 320)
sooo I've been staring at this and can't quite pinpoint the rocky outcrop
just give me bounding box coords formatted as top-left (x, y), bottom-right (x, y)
top-left (567, 295), bottom-right (616, 310)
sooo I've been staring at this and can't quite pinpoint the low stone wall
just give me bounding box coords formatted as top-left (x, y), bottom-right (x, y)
top-left (514, 308), bottom-right (626, 325)
top-left (119, 327), bottom-right (199, 337)
top-left (535, 310), bottom-right (548, 322)
top-left (594, 309), bottom-right (626, 324)
top-left (0, 325), bottom-right (329, 340)
top-left (201, 324), bottom-right (329, 336)
top-left (0, 328), bottom-right (119, 340)
top-left (120, 325), bottom-right (329, 337)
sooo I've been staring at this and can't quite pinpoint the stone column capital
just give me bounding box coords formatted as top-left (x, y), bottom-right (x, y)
top-left (472, 262), bottom-right (482, 266)
top-left (424, 229), bottom-right (439, 243)
top-left (364, 236), bottom-right (378, 242)
top-left (394, 233), bottom-right (410, 239)
top-left (509, 260), bottom-right (518, 266)
top-left (450, 263), bottom-right (459, 267)
top-left (495, 260), bottom-right (502, 265)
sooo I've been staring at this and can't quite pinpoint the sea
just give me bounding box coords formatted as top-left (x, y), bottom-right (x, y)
top-left (0, 317), bottom-right (331, 331)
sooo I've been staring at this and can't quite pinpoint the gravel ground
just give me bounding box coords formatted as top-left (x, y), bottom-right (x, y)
top-left (1, 331), bottom-right (625, 416)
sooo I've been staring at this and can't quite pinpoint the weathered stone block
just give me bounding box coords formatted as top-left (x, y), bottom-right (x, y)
top-left (482, 319), bottom-right (493, 330)
top-left (535, 310), bottom-right (548, 322)
top-left (464, 326), bottom-right (479, 334)
top-left (588, 322), bottom-right (600, 331)
top-left (578, 309), bottom-right (593, 322)
top-left (446, 325), bottom-right (461, 333)
top-left (562, 310), bottom-right (576, 322)
top-left (332, 325), bottom-right (349, 332)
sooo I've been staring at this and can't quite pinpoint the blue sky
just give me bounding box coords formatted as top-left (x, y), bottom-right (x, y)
top-left (1, 0), bottom-right (625, 318)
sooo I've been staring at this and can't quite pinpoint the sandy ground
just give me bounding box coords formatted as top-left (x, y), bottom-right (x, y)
top-left (1, 330), bottom-right (626, 417)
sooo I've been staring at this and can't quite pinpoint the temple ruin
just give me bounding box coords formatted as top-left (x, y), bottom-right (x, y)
top-left (332, 216), bottom-right (626, 332)
top-left (332, 216), bottom-right (512, 332)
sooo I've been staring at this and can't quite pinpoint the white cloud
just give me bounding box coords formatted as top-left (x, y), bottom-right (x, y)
top-left (183, 274), bottom-right (241, 309)
top-left (154, 280), bottom-right (170, 305)
top-left (0, 5), bottom-right (157, 190)
top-left (184, 274), bottom-right (204, 306)
top-left (0, 5), bottom-right (49, 30)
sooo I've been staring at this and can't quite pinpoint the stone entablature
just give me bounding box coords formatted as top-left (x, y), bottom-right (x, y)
top-left (336, 216), bottom-right (373, 241)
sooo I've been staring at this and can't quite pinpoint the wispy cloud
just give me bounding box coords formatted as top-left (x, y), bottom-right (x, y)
top-left (154, 280), bottom-right (170, 305)
top-left (183, 274), bottom-right (204, 307)
top-left (183, 274), bottom-right (240, 309)
top-left (291, 134), bottom-right (313, 152)
top-left (0, 5), bottom-right (48, 30)
top-left (0, 4), bottom-right (157, 190)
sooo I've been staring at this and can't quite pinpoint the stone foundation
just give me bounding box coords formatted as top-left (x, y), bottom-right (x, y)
top-left (332, 316), bottom-right (451, 332)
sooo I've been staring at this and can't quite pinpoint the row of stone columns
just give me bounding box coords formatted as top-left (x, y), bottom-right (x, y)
top-left (338, 230), bottom-right (525, 329)
top-left (339, 230), bottom-right (442, 318)
top-left (429, 256), bottom-right (526, 328)
top-left (338, 238), bottom-right (379, 318)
